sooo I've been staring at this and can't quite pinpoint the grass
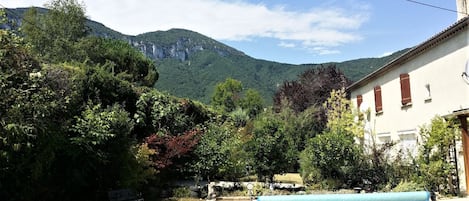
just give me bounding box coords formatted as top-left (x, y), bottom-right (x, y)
top-left (240, 173), bottom-right (303, 184)
top-left (274, 173), bottom-right (303, 185)
top-left (159, 198), bottom-right (201, 201)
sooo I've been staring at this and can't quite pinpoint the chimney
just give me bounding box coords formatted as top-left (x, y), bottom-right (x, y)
top-left (457, 0), bottom-right (469, 20)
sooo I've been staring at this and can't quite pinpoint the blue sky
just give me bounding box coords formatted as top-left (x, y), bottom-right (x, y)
top-left (2, 0), bottom-right (460, 64)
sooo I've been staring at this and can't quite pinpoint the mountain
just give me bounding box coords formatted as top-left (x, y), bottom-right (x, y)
top-left (127, 29), bottom-right (406, 104)
top-left (132, 30), bottom-right (407, 104)
top-left (3, 7), bottom-right (406, 104)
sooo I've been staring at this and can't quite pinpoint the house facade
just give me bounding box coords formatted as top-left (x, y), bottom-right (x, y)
top-left (348, 2), bottom-right (469, 194)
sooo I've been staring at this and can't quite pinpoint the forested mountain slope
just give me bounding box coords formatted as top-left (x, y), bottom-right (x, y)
top-left (4, 7), bottom-right (407, 104)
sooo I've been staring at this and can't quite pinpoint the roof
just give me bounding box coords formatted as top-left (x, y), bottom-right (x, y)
top-left (347, 16), bottom-right (469, 92)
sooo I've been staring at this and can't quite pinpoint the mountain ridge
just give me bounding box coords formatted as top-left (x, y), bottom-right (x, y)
top-left (3, 7), bottom-right (407, 104)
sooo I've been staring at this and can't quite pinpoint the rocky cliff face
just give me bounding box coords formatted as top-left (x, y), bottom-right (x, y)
top-left (131, 38), bottom-right (194, 61)
top-left (129, 29), bottom-right (245, 62)
top-left (4, 8), bottom-right (242, 63)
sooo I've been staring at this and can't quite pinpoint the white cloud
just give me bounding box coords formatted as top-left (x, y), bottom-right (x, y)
top-left (380, 51), bottom-right (393, 57)
top-left (2, 0), bottom-right (47, 7)
top-left (3, 0), bottom-right (370, 53)
top-left (310, 47), bottom-right (340, 55)
top-left (278, 41), bottom-right (296, 48)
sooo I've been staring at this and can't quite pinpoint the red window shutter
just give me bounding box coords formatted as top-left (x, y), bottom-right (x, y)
top-left (400, 73), bottom-right (412, 105)
top-left (374, 86), bottom-right (382, 112)
top-left (357, 95), bottom-right (363, 108)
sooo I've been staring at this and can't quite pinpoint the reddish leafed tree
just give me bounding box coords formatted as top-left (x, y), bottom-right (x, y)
top-left (273, 65), bottom-right (349, 132)
top-left (145, 129), bottom-right (202, 169)
top-left (274, 65), bottom-right (350, 113)
top-left (273, 81), bottom-right (308, 113)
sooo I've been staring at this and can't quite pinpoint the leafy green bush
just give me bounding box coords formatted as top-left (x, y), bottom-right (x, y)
top-left (391, 180), bottom-right (424, 192)
top-left (172, 187), bottom-right (192, 198)
top-left (300, 89), bottom-right (363, 189)
top-left (415, 116), bottom-right (459, 195)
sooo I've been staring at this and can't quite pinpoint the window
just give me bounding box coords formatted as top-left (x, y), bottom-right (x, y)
top-left (400, 73), bottom-right (412, 105)
top-left (356, 95), bottom-right (363, 108)
top-left (424, 84), bottom-right (432, 101)
top-left (374, 86), bottom-right (382, 113)
top-left (398, 129), bottom-right (418, 158)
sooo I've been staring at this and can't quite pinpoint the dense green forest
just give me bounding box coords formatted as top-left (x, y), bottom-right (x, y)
top-left (0, 1), bottom-right (457, 201)
top-left (135, 30), bottom-right (407, 105)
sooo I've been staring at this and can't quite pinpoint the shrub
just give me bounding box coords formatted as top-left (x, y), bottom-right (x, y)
top-left (415, 116), bottom-right (459, 195)
top-left (172, 187), bottom-right (192, 198)
top-left (391, 180), bottom-right (425, 192)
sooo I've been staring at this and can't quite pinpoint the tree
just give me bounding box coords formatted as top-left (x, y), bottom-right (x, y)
top-left (416, 116), bottom-right (459, 195)
top-left (299, 89), bottom-right (363, 189)
top-left (1, 12), bottom-right (159, 199)
top-left (21, 0), bottom-right (88, 62)
top-left (247, 111), bottom-right (296, 182)
top-left (22, 0), bottom-right (159, 87)
top-left (74, 37), bottom-right (158, 86)
top-left (323, 88), bottom-right (363, 138)
top-left (144, 129), bottom-right (201, 177)
top-left (191, 123), bottom-right (245, 181)
top-left (70, 104), bottom-right (133, 154)
top-left (282, 106), bottom-right (323, 160)
top-left (211, 78), bottom-right (265, 121)
top-left (211, 78), bottom-right (243, 113)
top-left (81, 65), bottom-right (138, 114)
top-left (134, 91), bottom-right (214, 138)
top-left (273, 65), bottom-right (350, 131)
top-left (239, 88), bottom-right (264, 118)
top-left (274, 80), bottom-right (308, 113)
top-left (0, 28), bottom-right (64, 200)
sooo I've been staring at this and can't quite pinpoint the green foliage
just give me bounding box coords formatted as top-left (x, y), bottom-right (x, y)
top-left (70, 103), bottom-right (134, 152)
top-left (323, 88), bottom-right (363, 138)
top-left (82, 65), bottom-right (138, 112)
top-left (293, 106), bottom-right (323, 151)
top-left (134, 90), bottom-right (214, 137)
top-left (357, 141), bottom-right (401, 191)
top-left (239, 88), bottom-right (264, 118)
top-left (74, 37), bottom-right (158, 86)
top-left (0, 29), bottom-right (87, 200)
top-left (300, 89), bottom-right (363, 189)
top-left (241, 105), bottom-right (323, 179)
top-left (229, 107), bottom-right (249, 127)
top-left (211, 78), bottom-right (243, 113)
top-left (155, 51), bottom-right (306, 105)
top-left (210, 78), bottom-right (264, 120)
top-left (415, 116), bottom-right (459, 195)
top-left (391, 180), bottom-right (425, 192)
top-left (0, 24), bottom-right (159, 200)
top-left (247, 111), bottom-right (296, 182)
top-left (67, 103), bottom-right (142, 195)
top-left (130, 143), bottom-right (158, 187)
top-left (300, 129), bottom-right (361, 187)
top-left (21, 0), bottom-right (87, 62)
top-left (192, 123), bottom-right (245, 181)
top-left (0, 28), bottom-right (51, 167)
top-left (153, 40), bottom-right (406, 106)
top-left (20, 1), bottom-right (158, 87)
top-left (334, 49), bottom-right (410, 82)
top-left (172, 187), bottom-right (193, 198)
top-left (0, 8), bottom-right (5, 24)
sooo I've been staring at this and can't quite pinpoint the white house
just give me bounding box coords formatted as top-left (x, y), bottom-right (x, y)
top-left (348, 0), bottom-right (469, 194)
